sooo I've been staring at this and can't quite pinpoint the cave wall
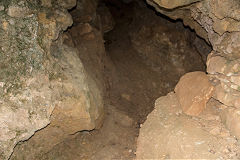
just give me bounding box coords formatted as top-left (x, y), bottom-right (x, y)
top-left (0, 0), bottom-right (106, 159)
top-left (146, 0), bottom-right (240, 144)
top-left (129, 1), bottom-right (210, 87)
top-left (136, 1), bottom-right (240, 158)
top-left (1, 0), bottom-right (240, 159)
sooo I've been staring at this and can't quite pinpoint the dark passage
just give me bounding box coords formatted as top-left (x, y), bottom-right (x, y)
top-left (103, 0), bottom-right (211, 122)
top-left (11, 0), bottom-right (211, 159)
top-left (42, 1), bottom-right (210, 159)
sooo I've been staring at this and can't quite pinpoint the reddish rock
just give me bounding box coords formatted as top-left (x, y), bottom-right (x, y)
top-left (174, 71), bottom-right (215, 116)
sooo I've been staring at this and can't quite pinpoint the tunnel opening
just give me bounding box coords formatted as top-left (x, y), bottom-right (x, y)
top-left (10, 0), bottom-right (214, 159)
top-left (101, 0), bottom-right (212, 123)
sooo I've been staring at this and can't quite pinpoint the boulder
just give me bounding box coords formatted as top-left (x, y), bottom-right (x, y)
top-left (174, 71), bottom-right (214, 116)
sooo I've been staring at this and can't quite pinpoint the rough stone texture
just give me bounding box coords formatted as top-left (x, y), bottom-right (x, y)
top-left (146, 0), bottom-right (240, 139)
top-left (148, 0), bottom-right (202, 9)
top-left (57, 0), bottom-right (77, 9)
top-left (174, 71), bottom-right (214, 116)
top-left (221, 108), bottom-right (240, 139)
top-left (0, 0), bottom-right (65, 158)
top-left (130, 2), bottom-right (210, 88)
top-left (136, 92), bottom-right (240, 159)
top-left (136, 0), bottom-right (240, 157)
top-left (0, 0), bottom-right (104, 159)
top-left (10, 45), bottom-right (104, 160)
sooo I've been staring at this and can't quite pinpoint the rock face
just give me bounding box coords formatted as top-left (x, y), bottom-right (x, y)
top-left (130, 2), bottom-right (210, 88)
top-left (149, 0), bottom-right (202, 9)
top-left (137, 0), bottom-right (240, 157)
top-left (145, 0), bottom-right (240, 141)
top-left (174, 72), bottom-right (214, 116)
top-left (136, 93), bottom-right (240, 159)
top-left (10, 45), bottom-right (104, 159)
top-left (0, 0), bottom-right (105, 159)
top-left (221, 108), bottom-right (240, 139)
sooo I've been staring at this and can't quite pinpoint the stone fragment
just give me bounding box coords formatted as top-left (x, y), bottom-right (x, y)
top-left (174, 71), bottom-right (214, 116)
top-left (221, 108), bottom-right (240, 139)
top-left (230, 76), bottom-right (240, 86)
top-left (207, 55), bottom-right (240, 76)
top-left (57, 0), bottom-right (77, 9)
top-left (41, 0), bottom-right (52, 7)
top-left (7, 6), bottom-right (29, 18)
top-left (213, 83), bottom-right (240, 108)
top-left (52, 45), bottom-right (104, 133)
top-left (207, 55), bottom-right (227, 75)
top-left (213, 18), bottom-right (240, 35)
top-left (0, 6), bottom-right (4, 11)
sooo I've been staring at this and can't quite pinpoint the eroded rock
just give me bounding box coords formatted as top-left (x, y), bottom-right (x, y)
top-left (147, 0), bottom-right (240, 116)
top-left (221, 108), bottom-right (240, 139)
top-left (174, 72), bottom-right (214, 116)
top-left (136, 92), bottom-right (240, 159)
top-left (130, 3), bottom-right (208, 88)
top-left (0, 0), bottom-right (105, 159)
top-left (149, 0), bottom-right (202, 9)
top-left (10, 45), bottom-right (104, 159)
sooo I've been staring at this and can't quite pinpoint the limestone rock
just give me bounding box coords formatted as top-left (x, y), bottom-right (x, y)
top-left (150, 0), bottom-right (202, 9)
top-left (52, 45), bottom-right (104, 133)
top-left (57, 0), bottom-right (77, 9)
top-left (136, 92), bottom-right (240, 159)
top-left (207, 55), bottom-right (227, 75)
top-left (174, 72), bottom-right (214, 116)
top-left (10, 45), bottom-right (104, 159)
top-left (7, 5), bottom-right (30, 18)
top-left (8, 0), bottom-right (107, 158)
top-left (146, 0), bottom-right (240, 110)
top-left (213, 82), bottom-right (240, 108)
top-left (207, 55), bottom-right (240, 77)
top-left (0, 0), bottom-right (103, 159)
top-left (221, 108), bottom-right (240, 139)
top-left (0, 1), bottom-right (61, 158)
